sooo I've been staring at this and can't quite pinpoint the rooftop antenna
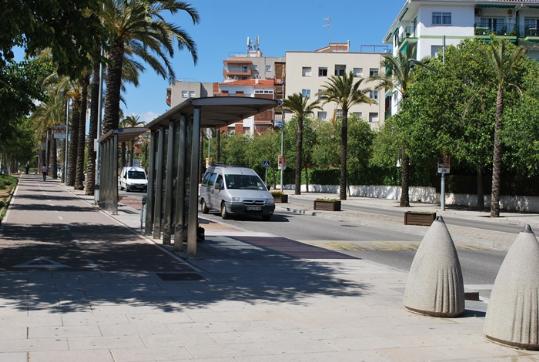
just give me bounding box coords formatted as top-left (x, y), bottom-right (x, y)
top-left (246, 36), bottom-right (251, 52)
top-left (256, 35), bottom-right (260, 51)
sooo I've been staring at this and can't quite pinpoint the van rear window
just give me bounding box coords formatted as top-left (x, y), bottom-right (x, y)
top-left (128, 171), bottom-right (146, 179)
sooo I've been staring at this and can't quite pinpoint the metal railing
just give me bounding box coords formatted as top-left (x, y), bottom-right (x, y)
top-left (475, 21), bottom-right (516, 36)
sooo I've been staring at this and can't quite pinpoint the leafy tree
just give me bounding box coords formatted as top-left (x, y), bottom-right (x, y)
top-left (75, 75), bottom-right (90, 190)
top-left (347, 116), bottom-right (375, 185)
top-left (0, 0), bottom-right (103, 76)
top-left (222, 133), bottom-right (251, 167)
top-left (321, 71), bottom-right (374, 200)
top-left (486, 40), bottom-right (527, 217)
top-left (311, 120), bottom-right (339, 169)
top-left (283, 93), bottom-right (321, 194)
top-left (101, 0), bottom-right (199, 133)
top-left (247, 130), bottom-right (279, 185)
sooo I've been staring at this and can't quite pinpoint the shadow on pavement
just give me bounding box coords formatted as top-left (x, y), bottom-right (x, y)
top-left (0, 222), bottom-right (367, 314)
top-left (9, 204), bottom-right (95, 212)
top-left (15, 194), bottom-right (79, 201)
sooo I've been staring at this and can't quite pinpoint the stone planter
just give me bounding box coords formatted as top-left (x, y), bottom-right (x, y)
top-left (314, 199), bottom-right (341, 211)
top-left (273, 194), bottom-right (288, 203)
top-left (404, 211), bottom-right (436, 226)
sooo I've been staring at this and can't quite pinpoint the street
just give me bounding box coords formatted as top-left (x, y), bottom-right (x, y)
top-left (201, 210), bottom-right (506, 286)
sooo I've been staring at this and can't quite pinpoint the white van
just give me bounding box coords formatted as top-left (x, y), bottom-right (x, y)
top-left (119, 167), bottom-right (147, 192)
top-left (199, 165), bottom-right (275, 220)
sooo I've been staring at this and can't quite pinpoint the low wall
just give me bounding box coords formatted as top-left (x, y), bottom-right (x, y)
top-left (278, 184), bottom-right (539, 212)
top-left (446, 193), bottom-right (539, 213)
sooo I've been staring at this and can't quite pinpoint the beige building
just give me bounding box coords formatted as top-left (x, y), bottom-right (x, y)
top-left (166, 81), bottom-right (215, 107)
top-left (285, 42), bottom-right (388, 127)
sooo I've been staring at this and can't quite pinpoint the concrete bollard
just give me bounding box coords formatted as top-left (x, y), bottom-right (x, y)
top-left (484, 225), bottom-right (539, 349)
top-left (404, 216), bottom-right (464, 317)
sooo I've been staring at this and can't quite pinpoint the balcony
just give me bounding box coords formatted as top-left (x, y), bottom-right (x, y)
top-left (475, 21), bottom-right (517, 42)
top-left (523, 26), bottom-right (539, 42)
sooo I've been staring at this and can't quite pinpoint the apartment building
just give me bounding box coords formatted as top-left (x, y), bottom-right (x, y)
top-left (166, 81), bottom-right (214, 107)
top-left (285, 42), bottom-right (388, 128)
top-left (385, 0), bottom-right (539, 60)
top-left (214, 79), bottom-right (276, 136)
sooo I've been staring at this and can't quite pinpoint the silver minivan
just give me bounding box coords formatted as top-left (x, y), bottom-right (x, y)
top-left (199, 166), bottom-right (275, 220)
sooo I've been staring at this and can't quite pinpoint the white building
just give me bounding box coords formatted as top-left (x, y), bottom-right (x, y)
top-left (385, 0), bottom-right (539, 61)
top-left (285, 42), bottom-right (389, 128)
top-left (166, 80), bottom-right (214, 107)
top-left (385, 0), bottom-right (539, 115)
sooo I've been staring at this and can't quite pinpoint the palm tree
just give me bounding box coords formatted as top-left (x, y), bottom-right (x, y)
top-left (120, 115), bottom-right (145, 166)
top-left (321, 71), bottom-right (374, 200)
top-left (283, 93), bottom-right (320, 195)
top-left (75, 74), bottom-right (90, 190)
top-left (101, 0), bottom-right (199, 134)
top-left (371, 48), bottom-right (422, 207)
top-left (487, 40), bottom-right (526, 217)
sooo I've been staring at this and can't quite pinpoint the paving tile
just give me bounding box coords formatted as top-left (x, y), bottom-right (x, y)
top-left (29, 350), bottom-right (114, 362)
top-left (111, 347), bottom-right (192, 362)
top-left (67, 335), bottom-right (144, 350)
top-left (29, 325), bottom-right (102, 338)
top-left (0, 337), bottom-right (68, 352)
top-left (0, 352), bottom-right (27, 362)
top-left (98, 322), bottom-right (171, 337)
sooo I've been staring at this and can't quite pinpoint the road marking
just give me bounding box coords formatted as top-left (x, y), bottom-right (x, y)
top-left (14, 257), bottom-right (68, 269)
top-left (58, 216), bottom-right (64, 220)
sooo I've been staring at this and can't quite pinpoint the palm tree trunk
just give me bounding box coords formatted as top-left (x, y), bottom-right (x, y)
top-left (400, 152), bottom-right (410, 207)
top-left (120, 142), bottom-right (126, 168)
top-left (75, 76), bottom-right (89, 190)
top-left (294, 116), bottom-right (303, 195)
top-left (86, 62), bottom-right (100, 195)
top-left (490, 85), bottom-right (504, 217)
top-left (129, 141), bottom-right (134, 166)
top-left (51, 137), bottom-right (57, 179)
top-left (103, 42), bottom-right (125, 133)
top-left (46, 130), bottom-right (52, 176)
top-left (216, 129), bottom-right (221, 163)
top-left (476, 166), bottom-right (484, 210)
top-left (339, 110), bottom-right (348, 200)
top-left (68, 97), bottom-right (80, 186)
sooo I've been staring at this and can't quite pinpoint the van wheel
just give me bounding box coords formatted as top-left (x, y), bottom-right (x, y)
top-left (221, 202), bottom-right (229, 219)
top-left (200, 199), bottom-right (209, 214)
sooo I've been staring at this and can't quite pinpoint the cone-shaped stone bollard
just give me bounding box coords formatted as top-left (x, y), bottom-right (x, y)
top-left (404, 216), bottom-right (464, 317)
top-left (484, 225), bottom-right (539, 349)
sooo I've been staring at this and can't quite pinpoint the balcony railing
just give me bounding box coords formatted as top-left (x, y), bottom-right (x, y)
top-left (525, 27), bottom-right (538, 37)
top-left (475, 21), bottom-right (516, 36)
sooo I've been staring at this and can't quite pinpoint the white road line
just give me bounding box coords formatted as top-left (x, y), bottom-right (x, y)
top-left (58, 216), bottom-right (64, 221)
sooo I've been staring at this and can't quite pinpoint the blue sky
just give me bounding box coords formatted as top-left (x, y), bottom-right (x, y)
top-left (125, 0), bottom-right (403, 123)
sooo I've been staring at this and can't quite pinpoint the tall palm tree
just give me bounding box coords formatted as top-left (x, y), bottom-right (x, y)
top-left (120, 115), bottom-right (145, 166)
top-left (101, 0), bottom-right (199, 134)
top-left (283, 93), bottom-right (320, 195)
top-left (371, 47), bottom-right (422, 207)
top-left (68, 88), bottom-right (82, 186)
top-left (322, 71), bottom-right (374, 200)
top-left (75, 74), bottom-right (90, 190)
top-left (487, 40), bottom-right (526, 217)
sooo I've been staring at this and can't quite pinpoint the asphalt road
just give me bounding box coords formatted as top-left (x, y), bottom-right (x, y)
top-left (201, 210), bottom-right (506, 286)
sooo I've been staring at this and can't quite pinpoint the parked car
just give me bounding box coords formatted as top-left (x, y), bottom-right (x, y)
top-left (119, 166), bottom-right (147, 192)
top-left (199, 165), bottom-right (274, 220)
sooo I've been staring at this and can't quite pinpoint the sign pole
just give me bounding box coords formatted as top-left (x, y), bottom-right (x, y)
top-left (441, 172), bottom-right (446, 211)
top-left (280, 126), bottom-right (284, 191)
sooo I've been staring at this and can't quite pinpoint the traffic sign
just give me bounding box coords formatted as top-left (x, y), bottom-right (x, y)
top-left (52, 125), bottom-right (66, 140)
top-left (437, 155), bottom-right (451, 174)
top-left (278, 155), bottom-right (286, 170)
top-left (262, 160), bottom-right (270, 168)
top-left (274, 119), bottom-right (284, 129)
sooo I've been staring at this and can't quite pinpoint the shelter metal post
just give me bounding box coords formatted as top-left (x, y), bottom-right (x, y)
top-left (187, 107), bottom-right (201, 256)
top-left (152, 128), bottom-right (164, 239)
top-left (174, 115), bottom-right (187, 249)
top-left (162, 121), bottom-right (175, 244)
top-left (145, 131), bottom-right (156, 235)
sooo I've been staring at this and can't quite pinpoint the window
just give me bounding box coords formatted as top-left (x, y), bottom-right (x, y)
top-left (208, 173), bottom-right (218, 186)
top-left (335, 109), bottom-right (343, 118)
top-left (214, 175), bottom-right (223, 189)
top-left (353, 68), bottom-right (363, 77)
top-left (127, 171), bottom-right (146, 180)
top-left (302, 66), bottom-right (312, 77)
top-left (369, 90), bottom-right (379, 100)
top-left (318, 67), bottom-right (328, 77)
top-left (265, 64), bottom-right (272, 72)
top-left (352, 112), bottom-right (362, 119)
top-left (432, 12), bottom-right (451, 25)
top-left (369, 68), bottom-right (379, 77)
top-left (189, 91), bottom-right (196, 98)
top-left (335, 65), bottom-right (346, 76)
top-left (369, 112), bottom-right (379, 123)
top-left (431, 45), bottom-right (443, 57)
top-left (317, 89), bottom-right (324, 98)
top-left (301, 89), bottom-right (311, 98)
top-left (525, 18), bottom-right (539, 36)
top-left (317, 111), bottom-right (327, 120)
top-left (235, 91), bottom-right (244, 95)
top-left (181, 90), bottom-right (189, 98)
top-left (225, 174), bottom-right (266, 190)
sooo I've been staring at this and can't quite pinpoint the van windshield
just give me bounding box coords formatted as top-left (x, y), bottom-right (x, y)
top-left (128, 171), bottom-right (146, 179)
top-left (225, 174), bottom-right (266, 190)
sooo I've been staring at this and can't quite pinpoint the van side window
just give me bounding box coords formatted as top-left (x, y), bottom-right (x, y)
top-left (215, 175), bottom-right (223, 189)
top-left (202, 173), bottom-right (211, 186)
top-left (208, 173), bottom-right (217, 186)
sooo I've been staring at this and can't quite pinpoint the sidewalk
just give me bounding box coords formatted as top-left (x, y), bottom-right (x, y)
top-left (0, 175), bottom-right (538, 361)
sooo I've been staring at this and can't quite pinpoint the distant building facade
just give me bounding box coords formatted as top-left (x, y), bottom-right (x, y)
top-left (285, 42), bottom-right (388, 128)
top-left (166, 81), bottom-right (214, 107)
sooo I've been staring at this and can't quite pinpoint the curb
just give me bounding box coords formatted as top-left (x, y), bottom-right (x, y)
top-left (0, 177), bottom-right (19, 226)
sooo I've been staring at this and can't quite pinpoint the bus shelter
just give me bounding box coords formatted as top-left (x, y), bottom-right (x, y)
top-left (145, 97), bottom-right (278, 256)
top-left (98, 127), bottom-right (148, 213)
